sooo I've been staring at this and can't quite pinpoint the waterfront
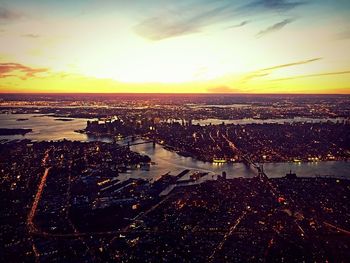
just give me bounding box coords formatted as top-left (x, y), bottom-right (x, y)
top-left (128, 139), bottom-right (350, 179)
top-left (0, 113), bottom-right (349, 179)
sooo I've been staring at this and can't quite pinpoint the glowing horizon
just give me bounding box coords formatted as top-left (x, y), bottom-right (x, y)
top-left (0, 0), bottom-right (350, 94)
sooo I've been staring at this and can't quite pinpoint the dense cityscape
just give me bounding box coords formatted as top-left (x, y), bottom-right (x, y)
top-left (1, 94), bottom-right (349, 120)
top-left (0, 94), bottom-right (349, 262)
top-left (1, 0), bottom-right (350, 260)
top-left (86, 118), bottom-right (349, 163)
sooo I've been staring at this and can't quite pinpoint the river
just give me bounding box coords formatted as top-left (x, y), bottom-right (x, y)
top-left (0, 113), bottom-right (349, 179)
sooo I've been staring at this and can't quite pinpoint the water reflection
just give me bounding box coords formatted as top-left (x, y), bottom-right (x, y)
top-left (0, 113), bottom-right (92, 142)
top-left (0, 113), bottom-right (348, 178)
top-left (127, 140), bottom-right (349, 179)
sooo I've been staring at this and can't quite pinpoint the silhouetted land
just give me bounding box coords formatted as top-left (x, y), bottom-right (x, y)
top-left (1, 94), bottom-right (349, 262)
top-left (0, 140), bottom-right (349, 262)
top-left (0, 128), bottom-right (32, 135)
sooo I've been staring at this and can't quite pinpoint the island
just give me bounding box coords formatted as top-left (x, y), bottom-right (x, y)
top-left (54, 118), bottom-right (74, 122)
top-left (85, 118), bottom-right (350, 163)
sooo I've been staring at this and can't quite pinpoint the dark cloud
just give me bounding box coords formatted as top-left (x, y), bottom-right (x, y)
top-left (262, 58), bottom-right (321, 71)
top-left (0, 6), bottom-right (21, 21)
top-left (134, 0), bottom-right (305, 41)
top-left (227, 20), bottom-right (250, 29)
top-left (241, 0), bottom-right (304, 13)
top-left (256, 18), bottom-right (294, 38)
top-left (134, 3), bottom-right (238, 41)
top-left (0, 63), bottom-right (48, 79)
top-left (21, 34), bottom-right (40, 38)
top-left (134, 16), bottom-right (200, 41)
top-left (243, 58), bottom-right (322, 82)
top-left (272, 70), bottom-right (350, 82)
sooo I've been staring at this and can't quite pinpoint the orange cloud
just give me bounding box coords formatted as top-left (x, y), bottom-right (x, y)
top-left (207, 86), bottom-right (242, 93)
top-left (0, 63), bottom-right (48, 79)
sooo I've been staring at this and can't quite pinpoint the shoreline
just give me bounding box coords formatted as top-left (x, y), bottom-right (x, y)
top-left (1, 133), bottom-right (348, 164)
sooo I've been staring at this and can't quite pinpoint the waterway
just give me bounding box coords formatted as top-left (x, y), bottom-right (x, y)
top-left (0, 113), bottom-right (349, 179)
top-left (0, 113), bottom-right (93, 142)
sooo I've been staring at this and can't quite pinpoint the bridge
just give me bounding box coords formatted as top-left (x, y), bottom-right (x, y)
top-left (126, 140), bottom-right (156, 147)
top-left (222, 134), bottom-right (267, 180)
top-left (114, 134), bottom-right (156, 147)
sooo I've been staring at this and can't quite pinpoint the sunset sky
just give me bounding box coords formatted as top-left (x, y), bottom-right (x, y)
top-left (0, 0), bottom-right (349, 93)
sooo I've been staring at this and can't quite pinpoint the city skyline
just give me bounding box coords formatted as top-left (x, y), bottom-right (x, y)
top-left (1, 94), bottom-right (349, 262)
top-left (0, 0), bottom-right (350, 94)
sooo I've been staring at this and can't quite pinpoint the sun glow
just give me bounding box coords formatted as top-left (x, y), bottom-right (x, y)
top-left (0, 1), bottom-right (349, 93)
